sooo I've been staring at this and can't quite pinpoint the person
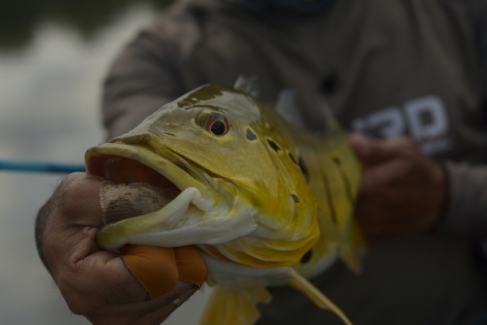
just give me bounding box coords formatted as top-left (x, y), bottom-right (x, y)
top-left (36, 0), bottom-right (487, 324)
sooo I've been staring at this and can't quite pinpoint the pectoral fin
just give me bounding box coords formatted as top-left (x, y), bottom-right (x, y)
top-left (199, 286), bottom-right (271, 325)
top-left (286, 268), bottom-right (352, 325)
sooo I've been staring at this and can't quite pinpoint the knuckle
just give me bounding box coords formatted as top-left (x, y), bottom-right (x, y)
top-left (58, 173), bottom-right (100, 214)
top-left (61, 174), bottom-right (87, 198)
top-left (59, 172), bottom-right (85, 190)
top-left (54, 174), bottom-right (85, 207)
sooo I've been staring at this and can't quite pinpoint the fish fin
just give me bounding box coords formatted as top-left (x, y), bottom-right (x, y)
top-left (314, 93), bottom-right (340, 133)
top-left (233, 75), bottom-right (260, 97)
top-left (199, 285), bottom-right (272, 325)
top-left (274, 89), bottom-right (306, 128)
top-left (286, 268), bottom-right (353, 325)
top-left (340, 220), bottom-right (368, 275)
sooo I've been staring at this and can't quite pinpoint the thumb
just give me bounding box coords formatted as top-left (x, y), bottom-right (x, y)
top-left (349, 133), bottom-right (400, 165)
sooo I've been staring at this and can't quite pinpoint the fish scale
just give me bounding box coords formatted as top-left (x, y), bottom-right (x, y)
top-left (85, 83), bottom-right (366, 325)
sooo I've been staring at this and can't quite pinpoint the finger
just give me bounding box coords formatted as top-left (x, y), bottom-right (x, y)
top-left (360, 216), bottom-right (421, 240)
top-left (101, 281), bottom-right (194, 317)
top-left (118, 281), bottom-right (195, 325)
top-left (59, 172), bottom-right (106, 227)
top-left (358, 159), bottom-right (411, 197)
top-left (355, 159), bottom-right (442, 239)
top-left (38, 173), bottom-right (106, 276)
top-left (354, 160), bottom-right (412, 231)
top-left (87, 252), bottom-right (149, 304)
top-left (356, 200), bottom-right (411, 240)
top-left (135, 281), bottom-right (195, 313)
top-left (349, 133), bottom-right (417, 165)
top-left (132, 282), bottom-right (197, 325)
top-left (57, 253), bottom-right (148, 316)
top-left (133, 303), bottom-right (177, 325)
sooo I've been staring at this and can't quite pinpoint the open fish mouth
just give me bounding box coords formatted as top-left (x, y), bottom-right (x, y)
top-left (86, 142), bottom-right (215, 209)
top-left (88, 154), bottom-right (182, 199)
top-left (84, 142), bottom-right (216, 250)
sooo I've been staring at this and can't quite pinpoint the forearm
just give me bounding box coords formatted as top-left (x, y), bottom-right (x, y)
top-left (436, 161), bottom-right (487, 238)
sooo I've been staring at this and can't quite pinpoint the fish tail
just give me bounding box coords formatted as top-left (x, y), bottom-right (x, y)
top-left (286, 268), bottom-right (353, 325)
top-left (339, 220), bottom-right (368, 275)
top-left (199, 285), bottom-right (272, 325)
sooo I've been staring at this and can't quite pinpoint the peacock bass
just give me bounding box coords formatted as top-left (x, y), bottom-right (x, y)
top-left (85, 83), bottom-right (365, 325)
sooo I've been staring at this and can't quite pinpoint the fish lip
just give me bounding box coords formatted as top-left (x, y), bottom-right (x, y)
top-left (85, 142), bottom-right (216, 210)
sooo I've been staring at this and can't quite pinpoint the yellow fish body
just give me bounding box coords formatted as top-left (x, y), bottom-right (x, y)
top-left (85, 84), bottom-right (365, 325)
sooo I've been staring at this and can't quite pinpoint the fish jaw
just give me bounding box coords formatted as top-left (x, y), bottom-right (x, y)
top-left (96, 188), bottom-right (259, 251)
top-left (85, 142), bottom-right (221, 250)
top-left (95, 187), bottom-right (205, 250)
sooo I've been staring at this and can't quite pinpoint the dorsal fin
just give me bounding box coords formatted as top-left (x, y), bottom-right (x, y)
top-left (274, 89), bottom-right (340, 133)
top-left (274, 88), bottom-right (306, 128)
top-left (233, 75), bottom-right (260, 97)
top-left (316, 93), bottom-right (340, 133)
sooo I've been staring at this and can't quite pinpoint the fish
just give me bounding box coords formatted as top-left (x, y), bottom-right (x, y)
top-left (84, 83), bottom-right (365, 325)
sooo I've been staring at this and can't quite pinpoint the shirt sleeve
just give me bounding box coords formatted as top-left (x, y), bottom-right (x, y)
top-left (433, 0), bottom-right (487, 239)
top-left (436, 161), bottom-right (487, 239)
top-left (454, 0), bottom-right (487, 93)
top-left (102, 7), bottom-right (202, 139)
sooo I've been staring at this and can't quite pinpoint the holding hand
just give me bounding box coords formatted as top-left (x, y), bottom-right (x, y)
top-left (349, 134), bottom-right (447, 240)
top-left (35, 173), bottom-right (196, 325)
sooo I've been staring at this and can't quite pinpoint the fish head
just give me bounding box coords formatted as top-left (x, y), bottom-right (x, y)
top-left (85, 84), bottom-right (319, 269)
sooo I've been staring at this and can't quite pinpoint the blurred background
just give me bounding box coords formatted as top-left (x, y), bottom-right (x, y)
top-left (0, 0), bottom-right (211, 324)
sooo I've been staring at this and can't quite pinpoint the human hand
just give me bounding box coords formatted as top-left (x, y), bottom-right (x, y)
top-left (35, 172), bottom-right (196, 324)
top-left (349, 133), bottom-right (447, 240)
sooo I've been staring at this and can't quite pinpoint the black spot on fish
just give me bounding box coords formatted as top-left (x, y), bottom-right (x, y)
top-left (267, 139), bottom-right (280, 152)
top-left (299, 155), bottom-right (309, 181)
top-left (301, 250), bottom-right (312, 264)
top-left (291, 194), bottom-right (299, 203)
top-left (289, 153), bottom-right (298, 165)
top-left (246, 128), bottom-right (257, 140)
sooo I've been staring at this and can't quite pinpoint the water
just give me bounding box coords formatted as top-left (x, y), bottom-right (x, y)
top-left (0, 2), bottom-right (210, 324)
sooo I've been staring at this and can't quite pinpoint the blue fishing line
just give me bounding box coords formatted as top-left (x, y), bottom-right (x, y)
top-left (0, 159), bottom-right (85, 174)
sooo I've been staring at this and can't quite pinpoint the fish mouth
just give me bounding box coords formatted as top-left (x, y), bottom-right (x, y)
top-left (85, 143), bottom-right (217, 215)
top-left (85, 137), bottom-right (260, 257)
top-left (85, 141), bottom-right (217, 250)
top-left (85, 142), bottom-right (215, 210)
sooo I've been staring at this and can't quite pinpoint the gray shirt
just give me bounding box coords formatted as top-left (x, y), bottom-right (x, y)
top-left (102, 0), bottom-right (487, 323)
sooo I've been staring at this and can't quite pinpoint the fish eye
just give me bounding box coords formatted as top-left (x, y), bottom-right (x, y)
top-left (205, 113), bottom-right (229, 136)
